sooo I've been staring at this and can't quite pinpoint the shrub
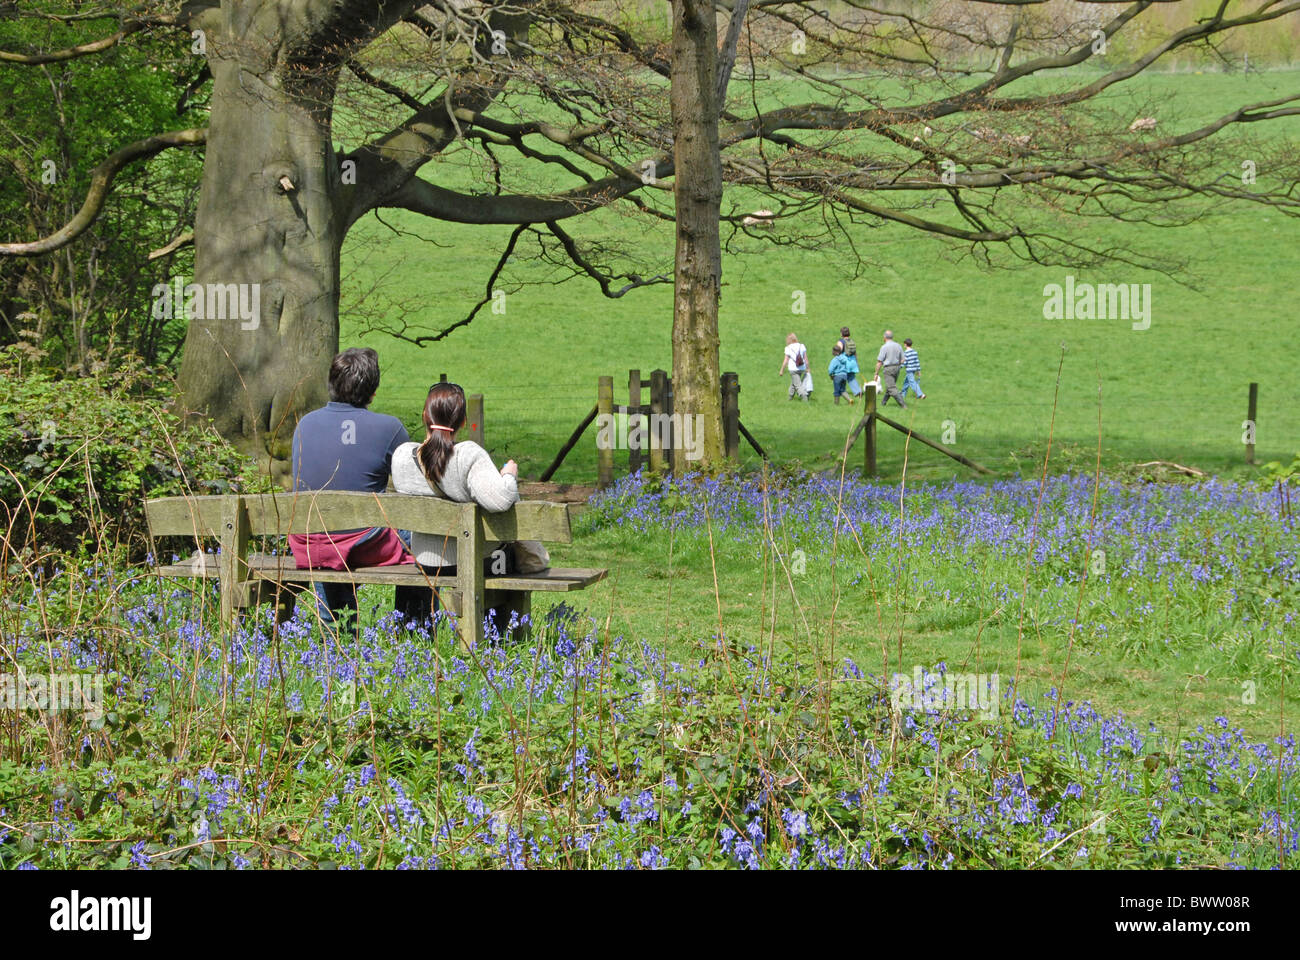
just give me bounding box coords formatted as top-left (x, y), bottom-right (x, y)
top-left (0, 345), bottom-right (264, 554)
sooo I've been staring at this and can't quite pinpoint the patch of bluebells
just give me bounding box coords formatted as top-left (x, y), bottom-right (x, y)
top-left (6, 475), bottom-right (1297, 869)
top-left (586, 470), bottom-right (1300, 656)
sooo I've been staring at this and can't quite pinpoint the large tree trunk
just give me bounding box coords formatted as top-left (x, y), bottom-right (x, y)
top-left (669, 0), bottom-right (724, 470)
top-left (176, 42), bottom-right (344, 476)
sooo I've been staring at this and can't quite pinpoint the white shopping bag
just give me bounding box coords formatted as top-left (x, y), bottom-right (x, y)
top-left (802, 370), bottom-right (814, 394)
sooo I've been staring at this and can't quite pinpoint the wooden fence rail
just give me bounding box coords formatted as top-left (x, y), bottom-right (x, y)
top-left (844, 382), bottom-right (989, 476)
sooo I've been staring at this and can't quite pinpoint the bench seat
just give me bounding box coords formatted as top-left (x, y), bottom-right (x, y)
top-left (157, 554), bottom-right (607, 592)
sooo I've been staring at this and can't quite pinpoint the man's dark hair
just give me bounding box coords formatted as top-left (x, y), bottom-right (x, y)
top-left (841, 326), bottom-right (851, 337)
top-left (904, 338), bottom-right (913, 346)
top-left (329, 347), bottom-right (380, 407)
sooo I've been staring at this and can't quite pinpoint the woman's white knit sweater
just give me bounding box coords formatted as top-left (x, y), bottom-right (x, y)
top-left (390, 440), bottom-right (518, 567)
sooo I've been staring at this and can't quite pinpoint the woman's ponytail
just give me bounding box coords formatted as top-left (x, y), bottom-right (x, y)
top-left (416, 382), bottom-right (466, 486)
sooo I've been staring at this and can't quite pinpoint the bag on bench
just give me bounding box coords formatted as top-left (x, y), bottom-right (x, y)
top-left (513, 539), bottom-right (550, 574)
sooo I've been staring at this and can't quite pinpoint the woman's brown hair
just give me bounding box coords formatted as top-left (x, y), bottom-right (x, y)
top-left (416, 382), bottom-right (466, 486)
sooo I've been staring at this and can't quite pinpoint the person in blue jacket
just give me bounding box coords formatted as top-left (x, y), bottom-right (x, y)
top-left (828, 343), bottom-right (853, 405)
top-left (837, 326), bottom-right (862, 399)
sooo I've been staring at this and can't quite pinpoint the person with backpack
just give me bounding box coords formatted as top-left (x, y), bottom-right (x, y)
top-left (837, 326), bottom-right (861, 399)
top-left (779, 333), bottom-right (810, 401)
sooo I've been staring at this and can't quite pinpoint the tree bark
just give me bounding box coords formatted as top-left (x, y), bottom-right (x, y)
top-left (175, 33), bottom-right (345, 468)
top-left (669, 0), bottom-right (725, 470)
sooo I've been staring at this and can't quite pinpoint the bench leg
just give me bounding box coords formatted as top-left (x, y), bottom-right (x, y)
top-left (432, 587), bottom-right (470, 649)
top-left (394, 584), bottom-right (434, 628)
top-left (243, 581), bottom-right (302, 625)
top-left (273, 583), bottom-right (300, 624)
top-left (441, 588), bottom-right (530, 645)
top-left (484, 589), bottom-right (531, 644)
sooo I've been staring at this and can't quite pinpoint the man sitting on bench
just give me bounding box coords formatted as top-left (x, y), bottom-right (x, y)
top-left (288, 347), bottom-right (424, 628)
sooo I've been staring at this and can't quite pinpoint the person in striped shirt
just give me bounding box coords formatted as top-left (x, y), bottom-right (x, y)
top-left (901, 338), bottom-right (926, 400)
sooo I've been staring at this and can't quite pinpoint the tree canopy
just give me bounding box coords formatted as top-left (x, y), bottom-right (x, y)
top-left (2, 0), bottom-right (1298, 468)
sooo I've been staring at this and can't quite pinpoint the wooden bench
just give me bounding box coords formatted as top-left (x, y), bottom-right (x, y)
top-left (144, 491), bottom-right (606, 646)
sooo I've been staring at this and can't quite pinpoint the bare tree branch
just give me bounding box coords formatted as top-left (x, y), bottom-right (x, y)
top-left (544, 221), bottom-right (673, 297)
top-left (0, 18), bottom-right (149, 64)
top-left (0, 128), bottom-right (207, 257)
top-left (378, 155), bottom-right (674, 224)
top-left (147, 230), bottom-right (195, 261)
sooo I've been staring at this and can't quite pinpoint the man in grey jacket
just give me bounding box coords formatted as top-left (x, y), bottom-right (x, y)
top-left (871, 330), bottom-right (908, 409)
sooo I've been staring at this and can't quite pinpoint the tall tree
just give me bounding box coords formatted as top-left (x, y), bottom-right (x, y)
top-left (4, 1), bottom-right (1300, 473)
top-left (670, 0), bottom-right (725, 468)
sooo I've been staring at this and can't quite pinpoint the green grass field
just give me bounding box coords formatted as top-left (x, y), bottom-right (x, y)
top-left (342, 68), bottom-right (1300, 486)
top-left (546, 473), bottom-right (1299, 742)
top-left (332, 68), bottom-right (1300, 737)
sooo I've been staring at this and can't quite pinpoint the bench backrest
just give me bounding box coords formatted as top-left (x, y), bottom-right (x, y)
top-left (144, 492), bottom-right (571, 543)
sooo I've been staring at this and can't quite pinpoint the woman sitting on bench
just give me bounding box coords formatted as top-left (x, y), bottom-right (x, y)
top-left (391, 382), bottom-right (521, 622)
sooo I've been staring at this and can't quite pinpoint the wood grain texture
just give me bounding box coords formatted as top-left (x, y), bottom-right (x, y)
top-left (146, 493), bottom-right (572, 542)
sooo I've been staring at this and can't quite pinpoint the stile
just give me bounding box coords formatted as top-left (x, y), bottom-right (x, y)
top-left (665, 372), bottom-right (676, 473)
top-left (649, 369), bottom-right (668, 474)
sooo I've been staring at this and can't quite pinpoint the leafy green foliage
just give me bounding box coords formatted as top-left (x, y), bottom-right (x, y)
top-left (0, 12), bottom-right (203, 368)
top-left (1258, 452), bottom-right (1300, 488)
top-left (0, 345), bottom-right (263, 552)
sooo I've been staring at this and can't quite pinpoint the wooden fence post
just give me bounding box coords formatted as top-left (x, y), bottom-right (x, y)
top-left (649, 369), bottom-right (668, 474)
top-left (628, 368), bottom-right (643, 475)
top-left (597, 375), bottom-right (614, 489)
top-left (465, 393), bottom-right (484, 447)
top-left (863, 382), bottom-right (877, 477)
top-left (1246, 382), bottom-right (1258, 465)
top-left (722, 371), bottom-right (739, 461)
